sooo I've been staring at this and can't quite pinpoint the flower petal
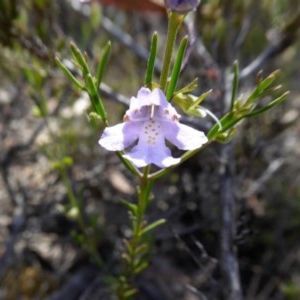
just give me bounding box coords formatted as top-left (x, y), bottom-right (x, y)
top-left (166, 0), bottom-right (201, 14)
top-left (123, 140), bottom-right (180, 168)
top-left (151, 88), bottom-right (170, 107)
top-left (125, 105), bottom-right (150, 122)
top-left (99, 122), bottom-right (141, 151)
top-left (128, 87), bottom-right (176, 110)
top-left (163, 121), bottom-right (208, 150)
top-left (129, 87), bottom-right (152, 111)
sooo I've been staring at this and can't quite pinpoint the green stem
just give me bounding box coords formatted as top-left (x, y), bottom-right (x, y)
top-left (60, 168), bottom-right (85, 229)
top-left (60, 167), bottom-right (103, 267)
top-left (130, 175), bottom-right (152, 270)
top-left (118, 168), bottom-right (154, 299)
top-left (135, 167), bottom-right (153, 236)
top-left (159, 12), bottom-right (183, 92)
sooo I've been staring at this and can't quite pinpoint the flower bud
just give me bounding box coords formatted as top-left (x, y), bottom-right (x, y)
top-left (165, 0), bottom-right (201, 14)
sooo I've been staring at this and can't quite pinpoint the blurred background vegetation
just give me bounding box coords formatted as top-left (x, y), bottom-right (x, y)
top-left (0, 0), bottom-right (300, 299)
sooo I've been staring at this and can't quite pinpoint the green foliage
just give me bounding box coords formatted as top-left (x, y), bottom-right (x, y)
top-left (145, 32), bottom-right (158, 87)
top-left (159, 12), bottom-right (184, 92)
top-left (51, 156), bottom-right (74, 171)
top-left (173, 89), bottom-right (212, 117)
top-left (56, 42), bottom-right (109, 123)
top-left (166, 35), bottom-right (188, 100)
top-left (55, 57), bottom-right (84, 90)
top-left (140, 219), bottom-right (166, 236)
top-left (207, 69), bottom-right (289, 141)
top-left (96, 41), bottom-right (111, 87)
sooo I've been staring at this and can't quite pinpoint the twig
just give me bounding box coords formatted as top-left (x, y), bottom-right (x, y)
top-left (194, 35), bottom-right (216, 69)
top-left (101, 16), bottom-right (162, 74)
top-left (100, 82), bottom-right (129, 106)
top-left (243, 158), bottom-right (284, 198)
top-left (185, 284), bottom-right (208, 300)
top-left (183, 11), bottom-right (217, 74)
top-left (170, 227), bottom-right (217, 298)
top-left (181, 12), bottom-right (197, 72)
top-left (219, 143), bottom-right (243, 300)
top-left (240, 13), bottom-right (300, 79)
top-left (234, 17), bottom-right (251, 50)
top-left (219, 71), bottom-right (243, 300)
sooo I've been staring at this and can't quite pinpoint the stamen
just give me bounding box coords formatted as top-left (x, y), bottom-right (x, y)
top-left (199, 106), bottom-right (222, 130)
top-left (150, 104), bottom-right (155, 119)
top-left (172, 115), bottom-right (179, 121)
top-left (123, 114), bottom-right (130, 122)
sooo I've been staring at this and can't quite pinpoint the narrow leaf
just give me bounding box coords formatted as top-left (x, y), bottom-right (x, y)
top-left (244, 91), bottom-right (289, 118)
top-left (175, 78), bottom-right (198, 95)
top-left (257, 70), bottom-right (280, 93)
top-left (55, 57), bottom-right (84, 90)
top-left (134, 243), bottom-right (148, 255)
top-left (123, 288), bottom-right (137, 298)
top-left (140, 219), bottom-right (166, 236)
top-left (247, 70), bottom-right (280, 103)
top-left (96, 41), bottom-right (111, 87)
top-left (133, 260), bottom-right (149, 274)
top-left (70, 42), bottom-right (90, 76)
top-left (145, 32), bottom-right (158, 87)
top-left (189, 90), bottom-right (212, 110)
top-left (166, 36), bottom-right (189, 100)
top-left (86, 74), bottom-right (107, 121)
top-left (121, 200), bottom-right (138, 214)
top-left (123, 239), bottom-right (133, 256)
top-left (230, 60), bottom-right (239, 110)
top-left (121, 253), bottom-right (131, 264)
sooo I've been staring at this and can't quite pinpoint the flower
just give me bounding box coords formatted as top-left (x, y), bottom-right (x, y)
top-left (165, 0), bottom-right (201, 14)
top-left (99, 87), bottom-right (208, 168)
